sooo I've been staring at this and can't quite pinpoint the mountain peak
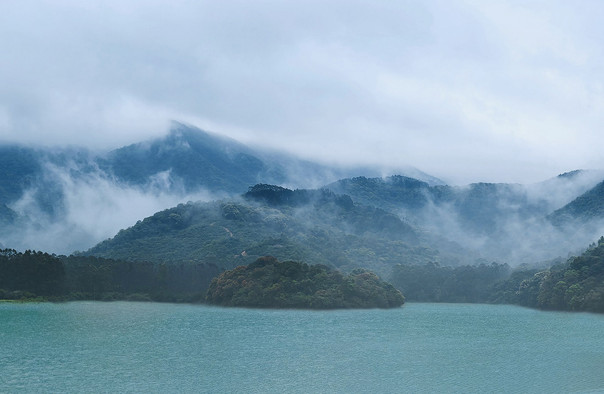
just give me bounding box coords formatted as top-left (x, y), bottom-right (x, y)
top-left (167, 121), bottom-right (249, 153)
top-left (557, 170), bottom-right (585, 179)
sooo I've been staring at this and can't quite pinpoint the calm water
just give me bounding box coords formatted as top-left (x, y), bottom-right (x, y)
top-left (1, 302), bottom-right (603, 393)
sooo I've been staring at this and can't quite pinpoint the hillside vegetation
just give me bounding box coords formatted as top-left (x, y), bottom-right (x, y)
top-left (328, 172), bottom-right (604, 229)
top-left (494, 236), bottom-right (604, 313)
top-left (0, 124), bottom-right (384, 253)
top-left (3, 123), bottom-right (604, 268)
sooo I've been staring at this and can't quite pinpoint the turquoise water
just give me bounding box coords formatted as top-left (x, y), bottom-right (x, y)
top-left (1, 302), bottom-right (603, 393)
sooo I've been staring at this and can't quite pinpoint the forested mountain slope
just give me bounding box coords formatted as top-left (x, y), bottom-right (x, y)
top-left (3, 121), bottom-right (604, 265)
top-left (548, 180), bottom-right (604, 226)
top-left (84, 185), bottom-right (479, 277)
top-left (328, 172), bottom-right (603, 234)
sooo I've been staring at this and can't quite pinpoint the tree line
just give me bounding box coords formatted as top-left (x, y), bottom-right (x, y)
top-left (4, 234), bottom-right (604, 313)
top-left (0, 249), bottom-right (220, 302)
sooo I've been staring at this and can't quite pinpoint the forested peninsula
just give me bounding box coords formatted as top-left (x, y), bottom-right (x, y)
top-left (206, 256), bottom-right (405, 309)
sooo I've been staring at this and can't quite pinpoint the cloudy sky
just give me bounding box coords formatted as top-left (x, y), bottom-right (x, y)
top-left (1, 0), bottom-right (604, 184)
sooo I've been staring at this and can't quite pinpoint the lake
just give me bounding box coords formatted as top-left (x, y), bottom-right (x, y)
top-left (1, 301), bottom-right (603, 393)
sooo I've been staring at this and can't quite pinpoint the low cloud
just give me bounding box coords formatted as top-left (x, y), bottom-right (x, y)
top-left (407, 172), bottom-right (604, 265)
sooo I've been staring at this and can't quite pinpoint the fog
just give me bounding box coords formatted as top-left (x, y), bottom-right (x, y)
top-left (406, 171), bottom-right (604, 265)
top-left (2, 162), bottom-right (216, 254)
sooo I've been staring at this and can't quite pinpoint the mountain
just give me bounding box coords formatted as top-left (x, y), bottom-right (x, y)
top-left (0, 122), bottom-right (448, 211)
top-left (0, 145), bottom-right (42, 204)
top-left (328, 171), bottom-right (604, 231)
top-left (83, 184), bottom-right (482, 277)
top-left (96, 122), bottom-right (420, 194)
top-left (326, 175), bottom-right (436, 214)
top-left (2, 121), bottom-right (604, 262)
top-left (0, 123), bottom-right (299, 224)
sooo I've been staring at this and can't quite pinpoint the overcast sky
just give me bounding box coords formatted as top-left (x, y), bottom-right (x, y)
top-left (1, 0), bottom-right (604, 184)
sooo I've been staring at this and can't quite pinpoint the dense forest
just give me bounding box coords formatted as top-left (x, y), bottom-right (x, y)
top-left (328, 173), bottom-right (603, 235)
top-left (548, 181), bottom-right (604, 226)
top-left (0, 249), bottom-right (65, 300)
top-left (206, 256), bottom-right (404, 309)
top-left (389, 236), bottom-right (604, 313)
top-left (0, 249), bottom-right (219, 302)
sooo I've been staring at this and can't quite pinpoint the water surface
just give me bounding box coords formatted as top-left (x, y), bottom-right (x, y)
top-left (1, 302), bottom-right (603, 393)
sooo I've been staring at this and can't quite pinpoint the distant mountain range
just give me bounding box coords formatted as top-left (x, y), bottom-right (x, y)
top-left (327, 170), bottom-right (604, 234)
top-left (0, 123), bottom-right (346, 214)
top-left (0, 122), bottom-right (438, 252)
top-left (327, 170), bottom-right (604, 262)
top-left (0, 122), bottom-right (433, 220)
top-left (2, 122), bottom-right (604, 268)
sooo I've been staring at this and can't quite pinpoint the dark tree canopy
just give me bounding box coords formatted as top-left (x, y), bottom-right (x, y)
top-left (0, 250), bottom-right (220, 302)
